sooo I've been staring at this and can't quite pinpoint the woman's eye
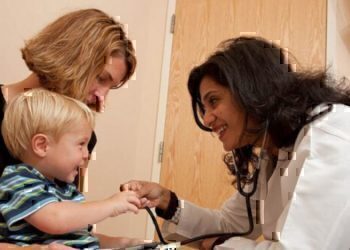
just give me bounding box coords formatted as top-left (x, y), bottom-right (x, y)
top-left (97, 76), bottom-right (105, 83)
top-left (97, 74), bottom-right (110, 84)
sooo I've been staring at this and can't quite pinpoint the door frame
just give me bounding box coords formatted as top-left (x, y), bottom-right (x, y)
top-left (147, 0), bottom-right (176, 240)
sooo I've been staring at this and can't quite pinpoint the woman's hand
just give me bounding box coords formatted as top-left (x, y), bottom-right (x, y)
top-left (120, 180), bottom-right (171, 210)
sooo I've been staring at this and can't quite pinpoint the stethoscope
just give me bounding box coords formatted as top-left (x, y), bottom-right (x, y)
top-left (138, 122), bottom-right (269, 249)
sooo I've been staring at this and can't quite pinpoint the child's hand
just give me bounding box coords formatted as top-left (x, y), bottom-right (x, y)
top-left (120, 180), bottom-right (169, 209)
top-left (107, 191), bottom-right (141, 217)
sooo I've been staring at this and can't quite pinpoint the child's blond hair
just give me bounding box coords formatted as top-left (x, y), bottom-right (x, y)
top-left (2, 88), bottom-right (95, 159)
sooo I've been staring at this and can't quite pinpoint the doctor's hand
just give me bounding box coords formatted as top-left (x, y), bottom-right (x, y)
top-left (120, 180), bottom-right (172, 210)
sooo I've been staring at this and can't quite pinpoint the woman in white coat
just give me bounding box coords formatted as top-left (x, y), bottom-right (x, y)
top-left (122, 36), bottom-right (350, 250)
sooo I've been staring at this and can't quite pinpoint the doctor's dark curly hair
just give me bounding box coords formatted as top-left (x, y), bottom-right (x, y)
top-left (187, 36), bottom-right (350, 185)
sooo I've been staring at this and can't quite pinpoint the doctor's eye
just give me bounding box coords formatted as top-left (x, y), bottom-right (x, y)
top-left (208, 96), bottom-right (219, 107)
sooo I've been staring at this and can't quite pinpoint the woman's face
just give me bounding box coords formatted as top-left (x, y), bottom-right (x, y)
top-left (86, 56), bottom-right (127, 111)
top-left (199, 76), bottom-right (252, 151)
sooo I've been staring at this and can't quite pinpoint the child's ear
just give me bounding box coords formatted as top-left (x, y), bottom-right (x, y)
top-left (32, 134), bottom-right (50, 157)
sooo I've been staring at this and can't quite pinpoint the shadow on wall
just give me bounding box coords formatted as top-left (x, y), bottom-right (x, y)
top-left (337, 0), bottom-right (350, 53)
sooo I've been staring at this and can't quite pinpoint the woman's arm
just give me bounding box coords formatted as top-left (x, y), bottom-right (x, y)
top-left (94, 233), bottom-right (144, 249)
top-left (25, 191), bottom-right (140, 235)
top-left (0, 243), bottom-right (76, 249)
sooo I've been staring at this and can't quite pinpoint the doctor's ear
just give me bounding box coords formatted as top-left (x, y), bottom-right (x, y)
top-left (32, 133), bottom-right (50, 157)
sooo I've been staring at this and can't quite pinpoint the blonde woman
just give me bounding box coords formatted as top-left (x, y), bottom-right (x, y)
top-left (0, 8), bottom-right (136, 173)
top-left (0, 89), bottom-right (143, 249)
top-left (0, 8), bottom-right (136, 249)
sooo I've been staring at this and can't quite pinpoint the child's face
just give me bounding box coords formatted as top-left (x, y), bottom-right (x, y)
top-left (45, 121), bottom-right (92, 183)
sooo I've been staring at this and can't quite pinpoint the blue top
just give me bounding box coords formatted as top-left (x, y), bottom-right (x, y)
top-left (0, 164), bottom-right (99, 249)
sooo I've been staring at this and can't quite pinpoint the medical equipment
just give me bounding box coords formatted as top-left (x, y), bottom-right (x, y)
top-left (118, 124), bottom-right (267, 250)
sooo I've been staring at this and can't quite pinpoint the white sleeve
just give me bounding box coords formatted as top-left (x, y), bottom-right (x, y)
top-left (162, 192), bottom-right (262, 243)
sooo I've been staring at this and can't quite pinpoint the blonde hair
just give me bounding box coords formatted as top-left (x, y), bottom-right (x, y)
top-left (21, 8), bottom-right (136, 102)
top-left (2, 88), bottom-right (95, 160)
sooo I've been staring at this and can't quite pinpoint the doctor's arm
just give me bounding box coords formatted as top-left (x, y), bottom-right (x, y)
top-left (121, 181), bottom-right (262, 241)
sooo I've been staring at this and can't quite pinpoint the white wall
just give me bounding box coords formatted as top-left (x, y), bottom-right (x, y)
top-left (327, 0), bottom-right (350, 79)
top-left (0, 0), bottom-right (169, 240)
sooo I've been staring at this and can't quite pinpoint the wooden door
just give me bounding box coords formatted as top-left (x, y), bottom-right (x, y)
top-left (160, 0), bottom-right (326, 214)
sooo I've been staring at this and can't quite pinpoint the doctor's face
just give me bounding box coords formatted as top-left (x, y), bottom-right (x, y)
top-left (199, 76), bottom-right (255, 151)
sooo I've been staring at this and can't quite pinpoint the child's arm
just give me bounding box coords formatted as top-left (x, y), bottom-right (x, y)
top-left (94, 233), bottom-right (145, 249)
top-left (25, 191), bottom-right (140, 235)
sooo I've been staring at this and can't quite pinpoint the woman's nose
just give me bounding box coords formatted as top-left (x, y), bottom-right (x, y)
top-left (95, 85), bottom-right (111, 99)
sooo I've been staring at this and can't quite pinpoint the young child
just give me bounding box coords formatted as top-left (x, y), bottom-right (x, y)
top-left (0, 88), bottom-right (143, 249)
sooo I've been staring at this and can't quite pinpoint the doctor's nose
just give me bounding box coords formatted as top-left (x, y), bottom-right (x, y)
top-left (202, 110), bottom-right (216, 128)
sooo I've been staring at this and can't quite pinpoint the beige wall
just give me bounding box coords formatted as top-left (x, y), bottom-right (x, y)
top-left (0, 0), bottom-right (169, 240)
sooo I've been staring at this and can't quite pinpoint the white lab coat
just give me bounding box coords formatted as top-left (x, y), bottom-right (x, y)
top-left (162, 104), bottom-right (350, 250)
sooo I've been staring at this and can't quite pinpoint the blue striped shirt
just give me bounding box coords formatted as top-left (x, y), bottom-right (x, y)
top-left (0, 164), bottom-right (99, 249)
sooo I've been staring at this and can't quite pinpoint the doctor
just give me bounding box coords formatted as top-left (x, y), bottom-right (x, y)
top-left (122, 36), bottom-right (350, 249)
